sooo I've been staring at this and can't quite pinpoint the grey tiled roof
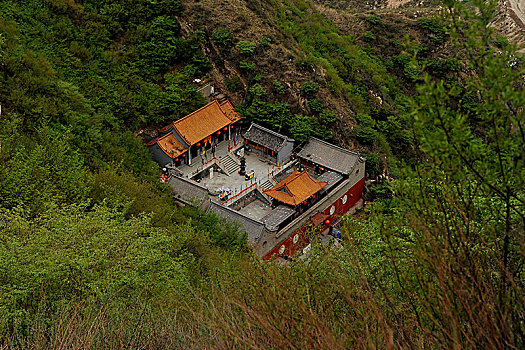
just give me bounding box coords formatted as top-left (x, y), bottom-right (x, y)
top-left (208, 202), bottom-right (266, 243)
top-left (317, 171), bottom-right (343, 191)
top-left (168, 176), bottom-right (210, 206)
top-left (262, 205), bottom-right (296, 231)
top-left (298, 137), bottom-right (360, 175)
top-left (243, 123), bottom-right (293, 152)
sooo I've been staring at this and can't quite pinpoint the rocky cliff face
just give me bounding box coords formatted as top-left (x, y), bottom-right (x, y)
top-left (495, 0), bottom-right (525, 52)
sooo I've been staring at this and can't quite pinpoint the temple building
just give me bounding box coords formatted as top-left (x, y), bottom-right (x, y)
top-left (147, 100), bottom-right (366, 260)
top-left (147, 99), bottom-right (241, 167)
top-left (264, 170), bottom-right (327, 207)
top-left (243, 123), bottom-right (294, 165)
top-left (145, 133), bottom-right (187, 167)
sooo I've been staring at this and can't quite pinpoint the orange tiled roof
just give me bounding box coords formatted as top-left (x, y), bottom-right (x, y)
top-left (219, 100), bottom-right (241, 123)
top-left (158, 123), bottom-right (174, 133)
top-left (173, 100), bottom-right (234, 145)
top-left (264, 170), bottom-right (328, 206)
top-left (155, 133), bottom-right (187, 159)
top-left (158, 100), bottom-right (240, 144)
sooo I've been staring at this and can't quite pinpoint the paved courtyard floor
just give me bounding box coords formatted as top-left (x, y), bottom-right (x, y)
top-left (178, 139), bottom-right (290, 195)
top-left (237, 199), bottom-right (272, 221)
top-left (198, 152), bottom-right (276, 193)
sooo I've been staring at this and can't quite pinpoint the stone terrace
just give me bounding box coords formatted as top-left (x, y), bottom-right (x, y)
top-left (176, 138), bottom-right (297, 202)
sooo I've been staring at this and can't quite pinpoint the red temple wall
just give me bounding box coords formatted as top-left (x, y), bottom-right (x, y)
top-left (263, 176), bottom-right (365, 260)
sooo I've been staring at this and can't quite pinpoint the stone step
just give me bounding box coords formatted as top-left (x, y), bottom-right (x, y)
top-left (261, 180), bottom-right (274, 190)
top-left (218, 154), bottom-right (240, 175)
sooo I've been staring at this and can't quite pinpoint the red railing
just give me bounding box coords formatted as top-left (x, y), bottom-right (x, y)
top-left (228, 139), bottom-right (243, 151)
top-left (221, 181), bottom-right (258, 205)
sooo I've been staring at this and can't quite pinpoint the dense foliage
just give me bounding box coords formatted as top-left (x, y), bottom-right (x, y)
top-left (0, 0), bottom-right (523, 348)
top-left (0, 0), bottom-right (245, 344)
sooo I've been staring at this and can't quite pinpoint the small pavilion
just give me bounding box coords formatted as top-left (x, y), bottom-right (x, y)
top-left (264, 170), bottom-right (328, 207)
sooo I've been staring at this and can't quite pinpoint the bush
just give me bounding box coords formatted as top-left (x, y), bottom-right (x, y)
top-left (225, 76), bottom-right (243, 92)
top-left (320, 110), bottom-right (337, 124)
top-left (404, 61), bottom-right (421, 81)
top-left (426, 58), bottom-right (460, 77)
top-left (249, 83), bottom-right (266, 98)
top-left (259, 36), bottom-right (272, 49)
top-left (363, 31), bottom-right (376, 42)
top-left (300, 81), bottom-right (319, 97)
top-left (192, 29), bottom-right (206, 42)
top-left (240, 100), bottom-right (292, 130)
top-left (364, 152), bottom-right (380, 177)
top-left (366, 14), bottom-right (381, 25)
top-left (355, 126), bottom-right (378, 144)
top-left (273, 80), bottom-right (285, 94)
top-left (237, 41), bottom-right (256, 55)
top-left (211, 27), bottom-right (232, 46)
top-left (417, 17), bottom-right (447, 44)
top-left (308, 99), bottom-right (324, 114)
top-left (355, 113), bottom-right (377, 144)
top-left (288, 114), bottom-right (314, 143)
top-left (239, 60), bottom-right (255, 71)
top-left (493, 35), bottom-right (509, 49)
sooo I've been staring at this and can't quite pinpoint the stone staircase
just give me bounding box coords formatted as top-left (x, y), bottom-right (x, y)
top-left (218, 154), bottom-right (240, 175)
top-left (261, 178), bottom-right (276, 190)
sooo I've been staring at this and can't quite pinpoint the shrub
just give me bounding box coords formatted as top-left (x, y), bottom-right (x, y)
top-left (417, 17), bottom-right (447, 44)
top-left (192, 29), bottom-right (206, 42)
top-left (300, 81), bottom-right (319, 97)
top-left (366, 14), bottom-right (381, 25)
top-left (211, 27), bottom-right (231, 46)
top-left (240, 100), bottom-right (292, 130)
top-left (237, 41), bottom-right (256, 55)
top-left (320, 110), bottom-right (337, 124)
top-left (426, 58), bottom-right (460, 77)
top-left (364, 152), bottom-right (380, 177)
top-left (288, 114), bottom-right (314, 143)
top-left (239, 60), bottom-right (255, 71)
top-left (493, 35), bottom-right (509, 49)
top-left (355, 113), bottom-right (377, 144)
top-left (355, 126), bottom-right (378, 144)
top-left (249, 83), bottom-right (266, 98)
top-left (225, 76), bottom-right (242, 92)
top-left (273, 80), bottom-right (285, 94)
top-left (404, 61), bottom-right (421, 81)
top-left (308, 99), bottom-right (324, 114)
top-left (363, 31), bottom-right (376, 42)
top-left (259, 36), bottom-right (272, 49)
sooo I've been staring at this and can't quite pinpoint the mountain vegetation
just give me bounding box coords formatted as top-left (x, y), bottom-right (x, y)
top-left (0, 0), bottom-right (523, 348)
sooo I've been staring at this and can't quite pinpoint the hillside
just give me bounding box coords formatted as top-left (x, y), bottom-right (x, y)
top-left (172, 0), bottom-right (457, 175)
top-left (0, 0), bottom-right (523, 348)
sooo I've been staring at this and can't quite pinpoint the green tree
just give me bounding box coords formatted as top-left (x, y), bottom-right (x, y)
top-left (288, 114), bottom-right (313, 143)
top-left (382, 0), bottom-right (525, 346)
top-left (0, 130), bottom-right (88, 215)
